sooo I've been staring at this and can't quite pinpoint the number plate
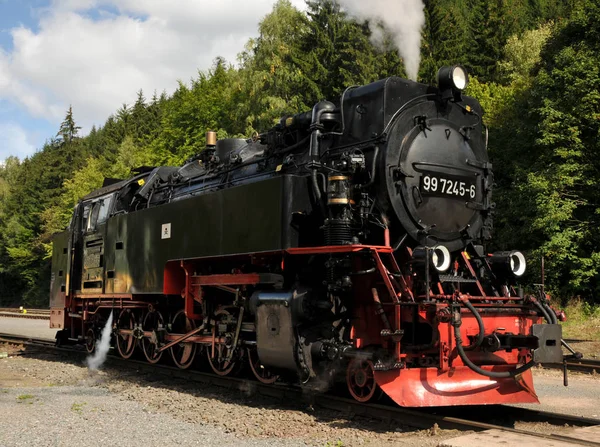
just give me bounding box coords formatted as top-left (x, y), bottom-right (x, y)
top-left (420, 172), bottom-right (476, 199)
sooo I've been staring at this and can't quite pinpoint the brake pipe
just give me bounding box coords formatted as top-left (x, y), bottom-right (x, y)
top-left (452, 304), bottom-right (536, 379)
top-left (543, 301), bottom-right (558, 324)
top-left (528, 296), bottom-right (553, 324)
top-left (458, 295), bottom-right (484, 351)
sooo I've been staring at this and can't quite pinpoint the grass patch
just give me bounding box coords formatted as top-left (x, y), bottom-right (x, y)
top-left (71, 402), bottom-right (86, 414)
top-left (561, 299), bottom-right (600, 341)
top-left (16, 394), bottom-right (34, 401)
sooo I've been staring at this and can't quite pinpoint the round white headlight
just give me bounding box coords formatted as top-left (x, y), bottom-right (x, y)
top-left (452, 66), bottom-right (468, 90)
top-left (509, 251), bottom-right (526, 277)
top-left (431, 245), bottom-right (451, 272)
top-left (437, 65), bottom-right (470, 92)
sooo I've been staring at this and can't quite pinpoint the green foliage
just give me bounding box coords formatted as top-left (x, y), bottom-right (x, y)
top-left (560, 298), bottom-right (600, 342)
top-left (302, 1), bottom-right (404, 98)
top-left (150, 59), bottom-right (240, 163)
top-left (56, 105), bottom-right (82, 144)
top-left (497, 23), bottom-right (554, 83)
top-left (234, 0), bottom-right (312, 133)
top-left (466, 1), bottom-right (600, 300)
top-left (522, 1), bottom-right (600, 299)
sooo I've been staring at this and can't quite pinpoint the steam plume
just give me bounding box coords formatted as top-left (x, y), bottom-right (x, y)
top-left (87, 311), bottom-right (113, 371)
top-left (337, 0), bottom-right (426, 81)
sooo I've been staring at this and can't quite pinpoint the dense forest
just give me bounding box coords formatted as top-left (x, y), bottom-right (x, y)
top-left (0, 0), bottom-right (597, 307)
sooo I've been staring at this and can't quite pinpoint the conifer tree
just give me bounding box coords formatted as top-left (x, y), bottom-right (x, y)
top-left (57, 105), bottom-right (82, 143)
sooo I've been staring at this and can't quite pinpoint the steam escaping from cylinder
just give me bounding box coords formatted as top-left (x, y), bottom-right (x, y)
top-left (87, 312), bottom-right (113, 371)
top-left (337, 0), bottom-right (426, 81)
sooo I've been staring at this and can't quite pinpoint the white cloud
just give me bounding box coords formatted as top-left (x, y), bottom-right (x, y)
top-left (0, 121), bottom-right (36, 160)
top-left (0, 0), bottom-right (307, 134)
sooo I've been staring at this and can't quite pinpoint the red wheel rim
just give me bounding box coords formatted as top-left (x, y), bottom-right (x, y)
top-left (116, 309), bottom-right (136, 359)
top-left (85, 328), bottom-right (96, 353)
top-left (142, 311), bottom-right (164, 364)
top-left (170, 310), bottom-right (197, 369)
top-left (247, 347), bottom-right (278, 384)
top-left (347, 358), bottom-right (377, 402)
top-left (207, 309), bottom-right (239, 376)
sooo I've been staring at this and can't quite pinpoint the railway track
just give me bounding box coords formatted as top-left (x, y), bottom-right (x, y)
top-left (0, 308), bottom-right (50, 320)
top-left (1, 332), bottom-right (600, 446)
top-left (564, 358), bottom-right (600, 374)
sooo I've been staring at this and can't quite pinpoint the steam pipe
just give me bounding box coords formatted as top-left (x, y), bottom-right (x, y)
top-left (393, 234), bottom-right (408, 252)
top-left (356, 145), bottom-right (379, 190)
top-left (308, 101), bottom-right (336, 215)
top-left (309, 101), bottom-right (336, 162)
top-left (371, 288), bottom-right (392, 331)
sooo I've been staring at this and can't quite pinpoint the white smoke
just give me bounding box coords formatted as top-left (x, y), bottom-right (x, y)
top-left (337, 0), bottom-right (426, 81)
top-left (87, 312), bottom-right (114, 371)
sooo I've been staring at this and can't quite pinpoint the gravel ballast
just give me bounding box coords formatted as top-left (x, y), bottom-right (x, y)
top-left (0, 344), bottom-right (456, 446)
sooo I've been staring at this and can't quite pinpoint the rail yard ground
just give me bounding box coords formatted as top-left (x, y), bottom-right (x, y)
top-left (1, 316), bottom-right (599, 446)
top-left (0, 341), bottom-right (456, 447)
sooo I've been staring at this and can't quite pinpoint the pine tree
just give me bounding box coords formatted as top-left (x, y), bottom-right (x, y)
top-left (56, 105), bottom-right (82, 143)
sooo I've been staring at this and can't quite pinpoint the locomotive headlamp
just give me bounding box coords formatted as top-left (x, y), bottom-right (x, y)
top-left (431, 245), bottom-right (451, 272)
top-left (509, 251), bottom-right (526, 276)
top-left (437, 65), bottom-right (469, 91)
top-left (489, 251), bottom-right (527, 277)
top-left (413, 245), bottom-right (452, 272)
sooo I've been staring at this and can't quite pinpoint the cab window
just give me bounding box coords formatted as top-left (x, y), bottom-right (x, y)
top-left (83, 194), bottom-right (114, 232)
top-left (81, 203), bottom-right (92, 232)
top-left (97, 194), bottom-right (114, 224)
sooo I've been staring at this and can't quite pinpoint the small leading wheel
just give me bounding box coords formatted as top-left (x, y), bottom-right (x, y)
top-left (169, 310), bottom-right (198, 369)
top-left (207, 309), bottom-right (241, 376)
top-left (85, 327), bottom-right (96, 353)
top-left (346, 358), bottom-right (379, 402)
top-left (247, 347), bottom-right (278, 384)
top-left (142, 310), bottom-right (165, 364)
top-left (115, 309), bottom-right (136, 359)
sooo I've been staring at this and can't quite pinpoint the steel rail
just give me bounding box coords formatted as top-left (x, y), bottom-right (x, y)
top-left (0, 308), bottom-right (50, 314)
top-left (0, 308), bottom-right (51, 320)
top-left (0, 312), bottom-right (50, 320)
top-left (541, 358), bottom-right (600, 375)
top-left (2, 332), bottom-right (600, 446)
top-left (0, 333), bottom-right (57, 346)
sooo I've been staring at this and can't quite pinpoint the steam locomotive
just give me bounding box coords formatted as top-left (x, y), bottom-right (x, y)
top-left (50, 66), bottom-right (566, 406)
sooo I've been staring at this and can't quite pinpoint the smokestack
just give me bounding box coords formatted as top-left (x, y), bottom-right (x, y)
top-left (337, 0), bottom-right (426, 81)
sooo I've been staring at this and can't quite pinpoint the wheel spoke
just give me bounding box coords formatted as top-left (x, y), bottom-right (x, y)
top-left (116, 310), bottom-right (136, 359)
top-left (346, 358), bottom-right (378, 403)
top-left (207, 309), bottom-right (240, 376)
top-left (142, 311), bottom-right (164, 364)
top-left (247, 347), bottom-right (278, 384)
top-left (169, 310), bottom-right (197, 369)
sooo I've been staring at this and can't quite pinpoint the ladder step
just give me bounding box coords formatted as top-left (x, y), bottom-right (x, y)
top-left (438, 275), bottom-right (478, 283)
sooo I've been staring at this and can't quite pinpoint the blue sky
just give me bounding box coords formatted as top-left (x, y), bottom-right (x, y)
top-left (0, 0), bottom-right (306, 162)
top-left (0, 1), bottom-right (44, 51)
